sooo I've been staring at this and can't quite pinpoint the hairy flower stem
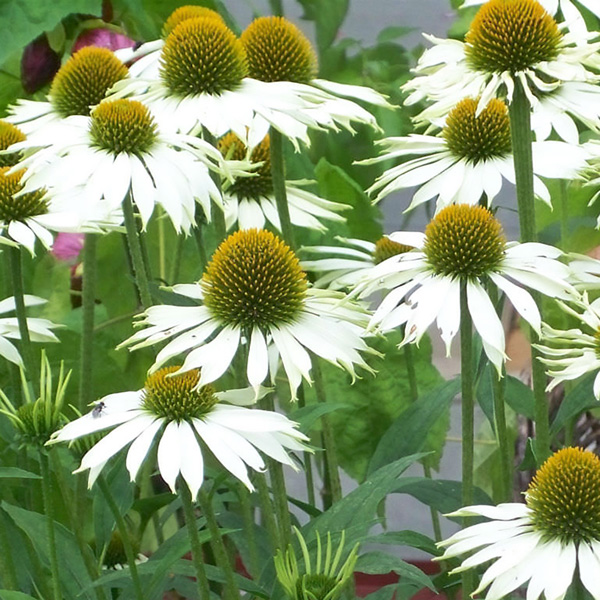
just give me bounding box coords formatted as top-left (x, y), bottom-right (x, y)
top-left (39, 452), bottom-right (62, 600)
top-left (404, 345), bottom-right (443, 543)
top-left (255, 473), bottom-right (281, 553)
top-left (78, 234), bottom-right (97, 410)
top-left (459, 282), bottom-right (475, 598)
top-left (298, 384), bottom-right (316, 507)
top-left (313, 358), bottom-right (342, 506)
top-left (270, 127), bottom-right (296, 250)
top-left (8, 246), bottom-right (35, 391)
top-left (178, 481), bottom-right (211, 600)
top-left (198, 489), bottom-right (240, 600)
top-left (508, 81), bottom-right (550, 465)
top-left (122, 195), bottom-right (152, 309)
top-left (97, 476), bottom-right (144, 600)
top-left (237, 483), bottom-right (259, 577)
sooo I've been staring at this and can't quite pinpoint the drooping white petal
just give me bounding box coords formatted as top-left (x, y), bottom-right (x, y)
top-left (178, 421), bottom-right (205, 500)
top-left (157, 420), bottom-right (182, 494)
top-left (125, 417), bottom-right (163, 482)
top-left (247, 327), bottom-right (269, 388)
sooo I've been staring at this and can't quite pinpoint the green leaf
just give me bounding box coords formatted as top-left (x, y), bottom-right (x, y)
top-left (355, 552), bottom-right (435, 592)
top-left (364, 585), bottom-right (397, 600)
top-left (362, 531), bottom-right (439, 557)
top-left (368, 378), bottom-right (459, 475)
top-left (303, 453), bottom-right (427, 545)
top-left (2, 501), bottom-right (96, 600)
top-left (297, 0), bottom-right (350, 53)
top-left (289, 402), bottom-right (348, 432)
top-left (395, 477), bottom-right (493, 517)
top-left (377, 26), bottom-right (414, 43)
top-left (0, 592), bottom-right (39, 600)
top-left (0, 467), bottom-right (40, 479)
top-left (550, 373), bottom-right (597, 437)
top-left (0, 0), bottom-right (101, 66)
top-left (314, 157), bottom-right (383, 242)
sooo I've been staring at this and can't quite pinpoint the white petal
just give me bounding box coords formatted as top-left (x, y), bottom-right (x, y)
top-left (178, 421), bottom-right (205, 500)
top-left (157, 420), bottom-right (181, 494)
top-left (490, 273), bottom-right (541, 334)
top-left (247, 327), bottom-right (269, 388)
top-left (125, 418), bottom-right (163, 482)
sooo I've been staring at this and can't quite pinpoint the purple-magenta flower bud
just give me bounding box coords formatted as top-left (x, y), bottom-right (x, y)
top-left (72, 28), bottom-right (136, 54)
top-left (21, 34), bottom-right (61, 94)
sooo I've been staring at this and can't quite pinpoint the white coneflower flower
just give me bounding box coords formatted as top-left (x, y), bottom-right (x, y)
top-left (217, 132), bottom-right (348, 232)
top-left (300, 236), bottom-right (414, 290)
top-left (6, 47), bottom-right (129, 135)
top-left (108, 16), bottom-right (322, 148)
top-left (49, 367), bottom-right (309, 499)
top-left (536, 294), bottom-right (600, 398)
top-left (462, 0), bottom-right (600, 37)
top-left (404, 0), bottom-right (600, 128)
top-left (358, 205), bottom-right (578, 372)
top-left (438, 447), bottom-right (600, 600)
top-left (119, 229), bottom-right (373, 400)
top-left (0, 296), bottom-right (59, 367)
top-left (359, 97), bottom-right (589, 208)
top-left (9, 99), bottom-right (243, 233)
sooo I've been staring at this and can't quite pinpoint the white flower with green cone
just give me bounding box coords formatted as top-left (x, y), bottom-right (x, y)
top-left (120, 229), bottom-right (374, 400)
top-left (438, 447), bottom-right (600, 600)
top-left (356, 205), bottom-right (578, 372)
top-left (49, 366), bottom-right (309, 499)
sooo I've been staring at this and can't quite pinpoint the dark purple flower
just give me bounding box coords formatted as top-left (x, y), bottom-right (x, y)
top-left (21, 34), bottom-right (61, 94)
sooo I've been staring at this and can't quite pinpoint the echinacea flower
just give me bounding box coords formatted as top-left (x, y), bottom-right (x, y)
top-left (461, 0), bottom-right (600, 37)
top-left (0, 166), bottom-right (86, 254)
top-left (218, 132), bottom-right (348, 232)
top-left (0, 296), bottom-right (60, 368)
top-left (275, 527), bottom-right (359, 600)
top-left (438, 447), bottom-right (600, 600)
top-left (357, 204), bottom-right (578, 371)
top-left (404, 0), bottom-right (600, 127)
top-left (7, 46), bottom-right (129, 135)
top-left (300, 236), bottom-right (414, 290)
top-left (10, 98), bottom-right (241, 233)
top-left (359, 97), bottom-right (589, 208)
top-left (49, 366), bottom-right (309, 499)
top-left (0, 120), bottom-right (26, 167)
top-left (536, 294), bottom-right (600, 398)
top-left (120, 229), bottom-right (373, 400)
top-left (109, 16), bottom-right (321, 147)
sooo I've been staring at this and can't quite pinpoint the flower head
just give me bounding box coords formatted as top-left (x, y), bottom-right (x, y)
top-left (120, 229), bottom-right (373, 399)
top-left (0, 121), bottom-right (26, 167)
top-left (9, 98), bottom-right (241, 233)
top-left (438, 447), bottom-right (600, 600)
top-left (301, 236), bottom-right (414, 290)
top-left (358, 205), bottom-right (578, 371)
top-left (7, 47), bottom-right (129, 136)
top-left (49, 367), bottom-right (309, 499)
top-left (275, 528), bottom-right (359, 600)
top-left (360, 96), bottom-right (589, 208)
top-left (536, 294), bottom-right (600, 398)
top-left (218, 132), bottom-right (347, 231)
top-left (404, 0), bottom-right (600, 135)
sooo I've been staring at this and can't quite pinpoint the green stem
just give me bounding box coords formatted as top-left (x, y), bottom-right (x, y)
top-left (78, 234), bottom-right (97, 411)
top-left (122, 195), bottom-right (153, 309)
top-left (298, 384), bottom-right (316, 507)
top-left (237, 483), bottom-right (259, 578)
top-left (559, 179), bottom-right (570, 252)
top-left (169, 234), bottom-right (185, 284)
top-left (178, 481), bottom-right (211, 600)
top-left (198, 489), bottom-right (240, 600)
top-left (255, 473), bottom-right (281, 553)
top-left (404, 345), bottom-right (444, 543)
top-left (97, 476), bottom-right (144, 600)
top-left (270, 127), bottom-right (296, 250)
top-left (193, 224), bottom-right (209, 275)
top-left (268, 0), bottom-right (284, 15)
top-left (508, 80), bottom-right (551, 465)
top-left (261, 394), bottom-right (292, 549)
top-left (0, 511), bottom-right (18, 589)
top-left (459, 282), bottom-right (474, 599)
top-left (157, 207), bottom-right (166, 283)
top-left (8, 246), bottom-right (35, 386)
top-left (312, 358), bottom-right (342, 506)
top-left (39, 452), bottom-right (62, 600)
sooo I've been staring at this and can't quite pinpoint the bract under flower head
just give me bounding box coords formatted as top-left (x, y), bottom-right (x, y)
top-left (241, 16), bottom-right (318, 83)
